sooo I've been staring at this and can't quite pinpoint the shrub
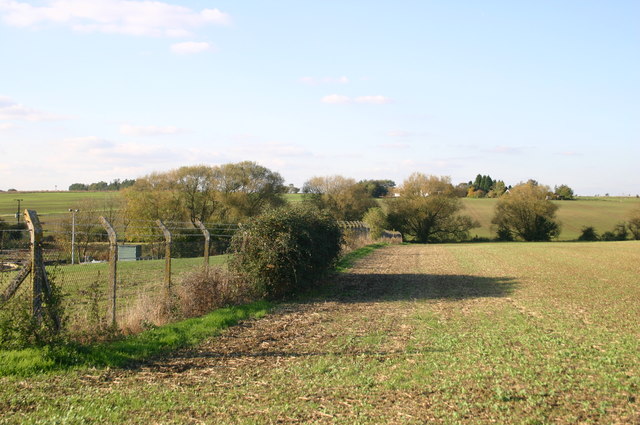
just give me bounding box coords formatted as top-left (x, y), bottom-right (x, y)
top-left (178, 266), bottom-right (257, 318)
top-left (601, 223), bottom-right (628, 241)
top-left (362, 207), bottom-right (388, 240)
top-left (229, 205), bottom-right (342, 299)
top-left (577, 226), bottom-right (599, 241)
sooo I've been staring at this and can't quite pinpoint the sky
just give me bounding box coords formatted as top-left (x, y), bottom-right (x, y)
top-left (0, 0), bottom-right (638, 195)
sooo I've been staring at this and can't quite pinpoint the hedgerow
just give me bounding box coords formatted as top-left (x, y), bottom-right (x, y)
top-left (229, 205), bottom-right (342, 299)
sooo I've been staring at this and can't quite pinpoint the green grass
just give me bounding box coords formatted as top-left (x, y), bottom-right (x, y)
top-left (0, 300), bottom-right (272, 377)
top-left (335, 243), bottom-right (388, 272)
top-left (0, 242), bottom-right (638, 423)
top-left (0, 191), bottom-right (117, 219)
top-left (462, 197), bottom-right (640, 240)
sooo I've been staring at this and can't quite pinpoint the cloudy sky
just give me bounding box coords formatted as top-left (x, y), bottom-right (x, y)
top-left (0, 1), bottom-right (638, 194)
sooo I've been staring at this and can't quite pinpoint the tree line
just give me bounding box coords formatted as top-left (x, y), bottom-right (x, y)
top-left (68, 179), bottom-right (136, 191)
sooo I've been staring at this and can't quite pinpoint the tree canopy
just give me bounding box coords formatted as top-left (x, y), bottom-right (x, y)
top-left (385, 173), bottom-right (478, 242)
top-left (491, 182), bottom-right (561, 241)
top-left (302, 175), bottom-right (377, 221)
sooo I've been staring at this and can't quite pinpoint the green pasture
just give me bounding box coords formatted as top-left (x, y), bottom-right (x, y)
top-left (0, 191), bottom-right (116, 219)
top-left (2, 191), bottom-right (639, 241)
top-left (462, 196), bottom-right (640, 240)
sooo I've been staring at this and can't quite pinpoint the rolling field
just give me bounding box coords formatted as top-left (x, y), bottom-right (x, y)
top-left (0, 241), bottom-right (638, 424)
top-left (462, 197), bottom-right (640, 240)
top-left (2, 191), bottom-right (639, 240)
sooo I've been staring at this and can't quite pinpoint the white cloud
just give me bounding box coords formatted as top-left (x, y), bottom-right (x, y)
top-left (170, 41), bottom-right (212, 55)
top-left (0, 96), bottom-right (68, 121)
top-left (355, 95), bottom-right (392, 104)
top-left (321, 94), bottom-right (351, 104)
top-left (120, 124), bottom-right (183, 136)
top-left (0, 122), bottom-right (15, 130)
top-left (0, 0), bottom-right (230, 37)
top-left (300, 76), bottom-right (349, 85)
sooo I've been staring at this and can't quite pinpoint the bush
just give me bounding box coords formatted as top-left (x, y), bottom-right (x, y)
top-left (601, 223), bottom-right (628, 241)
top-left (178, 267), bottom-right (257, 318)
top-left (229, 205), bottom-right (342, 299)
top-left (362, 207), bottom-right (388, 240)
top-left (577, 226), bottom-right (599, 241)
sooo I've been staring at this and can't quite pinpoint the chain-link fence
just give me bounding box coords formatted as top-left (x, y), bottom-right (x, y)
top-left (1, 211), bottom-right (238, 343)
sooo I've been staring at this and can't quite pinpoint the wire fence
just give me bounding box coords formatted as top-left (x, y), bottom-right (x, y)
top-left (1, 214), bottom-right (238, 342)
top-left (2, 212), bottom-right (400, 345)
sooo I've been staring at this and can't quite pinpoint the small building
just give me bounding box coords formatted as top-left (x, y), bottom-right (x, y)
top-left (117, 244), bottom-right (142, 261)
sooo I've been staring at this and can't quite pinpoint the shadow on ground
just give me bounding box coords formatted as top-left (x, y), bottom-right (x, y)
top-left (322, 272), bottom-right (519, 303)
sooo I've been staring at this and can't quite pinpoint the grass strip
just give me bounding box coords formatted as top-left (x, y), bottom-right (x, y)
top-left (335, 243), bottom-right (388, 273)
top-left (0, 300), bottom-right (272, 377)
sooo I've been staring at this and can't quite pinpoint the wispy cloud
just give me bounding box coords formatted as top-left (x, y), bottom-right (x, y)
top-left (0, 122), bottom-right (15, 130)
top-left (0, 95), bottom-right (69, 121)
top-left (0, 0), bottom-right (230, 37)
top-left (321, 94), bottom-right (392, 105)
top-left (487, 145), bottom-right (526, 154)
top-left (170, 41), bottom-right (213, 54)
top-left (557, 150), bottom-right (582, 157)
top-left (120, 124), bottom-right (184, 136)
top-left (299, 76), bottom-right (349, 85)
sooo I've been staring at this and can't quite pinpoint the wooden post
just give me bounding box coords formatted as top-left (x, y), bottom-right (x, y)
top-left (194, 219), bottom-right (210, 266)
top-left (24, 209), bottom-right (44, 323)
top-left (100, 216), bottom-right (118, 327)
top-left (157, 220), bottom-right (172, 289)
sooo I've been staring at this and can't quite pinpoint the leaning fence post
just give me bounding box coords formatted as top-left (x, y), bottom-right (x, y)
top-left (100, 216), bottom-right (118, 327)
top-left (24, 209), bottom-right (44, 323)
top-left (194, 219), bottom-right (210, 266)
top-left (156, 220), bottom-right (172, 289)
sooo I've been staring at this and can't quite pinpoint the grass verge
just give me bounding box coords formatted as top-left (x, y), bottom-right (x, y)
top-left (335, 243), bottom-right (388, 273)
top-left (0, 300), bottom-right (271, 377)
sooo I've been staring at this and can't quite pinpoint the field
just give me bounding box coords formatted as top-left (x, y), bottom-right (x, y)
top-left (2, 191), bottom-right (639, 240)
top-left (1, 241), bottom-right (638, 424)
top-left (461, 197), bottom-right (639, 240)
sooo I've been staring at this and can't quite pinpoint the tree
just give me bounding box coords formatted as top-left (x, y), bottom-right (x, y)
top-left (554, 184), bottom-right (575, 200)
top-left (385, 174), bottom-right (478, 242)
top-left (358, 179), bottom-right (396, 198)
top-left (491, 182), bottom-right (561, 241)
top-left (302, 175), bottom-right (377, 221)
top-left (401, 173), bottom-right (455, 197)
top-left (216, 161), bottom-right (286, 221)
top-left (628, 207), bottom-right (640, 240)
top-left (362, 207), bottom-right (388, 239)
top-left (68, 183), bottom-right (88, 191)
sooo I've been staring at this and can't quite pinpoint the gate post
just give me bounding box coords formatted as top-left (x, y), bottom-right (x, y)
top-left (156, 220), bottom-right (172, 289)
top-left (100, 216), bottom-right (118, 327)
top-left (194, 219), bottom-right (210, 266)
top-left (24, 209), bottom-right (45, 323)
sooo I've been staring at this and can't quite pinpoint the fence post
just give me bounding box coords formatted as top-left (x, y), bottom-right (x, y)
top-left (23, 209), bottom-right (45, 323)
top-left (100, 216), bottom-right (118, 327)
top-left (156, 220), bottom-right (172, 289)
top-left (194, 219), bottom-right (210, 266)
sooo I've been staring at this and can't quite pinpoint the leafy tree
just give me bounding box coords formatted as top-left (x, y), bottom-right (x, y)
top-left (302, 175), bottom-right (377, 221)
top-left (68, 183), bottom-right (89, 191)
top-left (554, 184), bottom-right (575, 200)
top-left (601, 223), bottom-right (629, 241)
top-left (578, 226), bottom-right (599, 241)
top-left (362, 207), bottom-right (388, 239)
top-left (216, 161), bottom-right (286, 221)
top-left (358, 179), bottom-right (396, 198)
top-left (491, 182), bottom-right (561, 241)
top-left (385, 174), bottom-right (478, 242)
top-left (401, 173), bottom-right (455, 197)
top-left (627, 208), bottom-right (640, 240)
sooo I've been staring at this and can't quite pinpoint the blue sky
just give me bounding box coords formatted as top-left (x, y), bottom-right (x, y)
top-left (0, 1), bottom-right (638, 195)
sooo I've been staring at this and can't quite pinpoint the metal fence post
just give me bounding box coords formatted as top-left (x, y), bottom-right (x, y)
top-left (23, 209), bottom-right (45, 323)
top-left (157, 220), bottom-right (172, 289)
top-left (100, 216), bottom-right (118, 327)
top-left (194, 219), bottom-right (210, 265)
